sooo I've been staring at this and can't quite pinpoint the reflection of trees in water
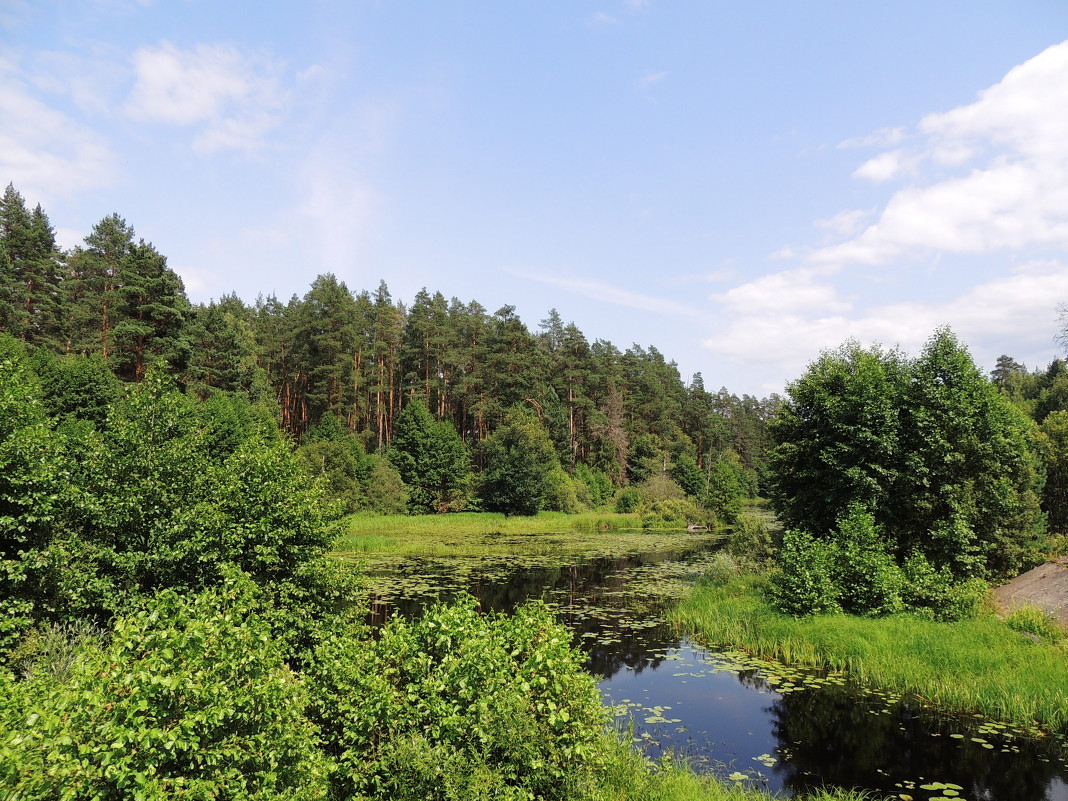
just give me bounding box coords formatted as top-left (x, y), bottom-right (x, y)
top-left (363, 551), bottom-right (691, 679)
top-left (765, 682), bottom-right (1066, 801)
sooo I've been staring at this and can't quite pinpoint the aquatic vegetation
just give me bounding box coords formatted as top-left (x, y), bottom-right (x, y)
top-left (674, 574), bottom-right (1068, 732)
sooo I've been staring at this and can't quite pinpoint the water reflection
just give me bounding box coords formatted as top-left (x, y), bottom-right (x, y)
top-left (359, 543), bottom-right (1068, 800)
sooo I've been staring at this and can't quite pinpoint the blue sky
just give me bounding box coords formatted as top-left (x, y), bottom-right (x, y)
top-left (4, 1), bottom-right (1068, 395)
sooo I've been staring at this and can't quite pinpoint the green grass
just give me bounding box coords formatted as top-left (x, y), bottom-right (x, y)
top-left (588, 733), bottom-right (880, 801)
top-left (672, 574), bottom-right (1068, 732)
top-left (330, 511), bottom-right (718, 559)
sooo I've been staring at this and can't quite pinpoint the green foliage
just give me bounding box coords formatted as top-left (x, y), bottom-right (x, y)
top-left (704, 450), bottom-right (751, 524)
top-left (543, 466), bottom-right (580, 513)
top-left (639, 498), bottom-right (708, 529)
top-left (1004, 604), bottom-right (1065, 643)
top-left (0, 581), bottom-right (329, 800)
top-left (670, 452), bottom-right (704, 498)
top-left (29, 349), bottom-right (121, 429)
top-left (299, 439), bottom-right (366, 514)
top-left (614, 487), bottom-right (642, 514)
top-left (727, 512), bottom-right (775, 568)
top-left (703, 550), bottom-right (741, 586)
top-left (478, 406), bottom-right (559, 516)
top-left (1039, 410), bottom-right (1068, 533)
top-left (364, 454), bottom-right (410, 514)
top-left (769, 530), bottom-right (843, 617)
top-left (770, 329), bottom-right (1045, 581)
top-left (574, 464), bottom-right (614, 509)
top-left (390, 400), bottom-right (471, 514)
top-left (0, 335), bottom-right (68, 655)
top-left (59, 373), bottom-right (333, 619)
top-left (306, 595), bottom-right (611, 801)
top-left (771, 505), bottom-right (987, 620)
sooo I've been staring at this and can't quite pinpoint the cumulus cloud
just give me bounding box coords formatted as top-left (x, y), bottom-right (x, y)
top-left (0, 58), bottom-right (117, 201)
top-left (703, 261), bottom-right (1068, 380)
top-left (712, 268), bottom-right (852, 318)
top-left (125, 41), bottom-right (289, 153)
top-left (811, 40), bottom-right (1068, 267)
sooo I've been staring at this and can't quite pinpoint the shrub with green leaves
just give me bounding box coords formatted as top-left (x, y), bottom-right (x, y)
top-left (57, 373), bottom-right (334, 620)
top-left (0, 335), bottom-right (68, 656)
top-left (306, 595), bottom-right (611, 801)
top-left (771, 506), bottom-right (989, 620)
top-left (0, 581), bottom-right (329, 800)
top-left (727, 512), bottom-right (775, 568)
top-left (769, 529), bottom-right (843, 617)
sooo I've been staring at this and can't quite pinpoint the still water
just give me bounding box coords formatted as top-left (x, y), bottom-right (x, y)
top-left (359, 535), bottom-right (1068, 800)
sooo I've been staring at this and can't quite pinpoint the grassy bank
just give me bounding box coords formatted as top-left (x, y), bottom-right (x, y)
top-left (331, 510), bottom-right (700, 558)
top-left (672, 574), bottom-right (1068, 732)
top-left (591, 746), bottom-right (876, 801)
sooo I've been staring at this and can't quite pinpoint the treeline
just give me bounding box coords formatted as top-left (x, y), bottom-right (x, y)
top-left (0, 183), bottom-right (776, 518)
top-left (990, 353), bottom-right (1068, 534)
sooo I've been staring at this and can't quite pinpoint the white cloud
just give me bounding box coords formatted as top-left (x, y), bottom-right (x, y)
top-left (814, 208), bottom-right (875, 237)
top-left (125, 41), bottom-right (289, 153)
top-left (30, 48), bottom-right (127, 114)
top-left (711, 268), bottom-right (852, 317)
top-left (811, 40), bottom-right (1068, 267)
top-left (703, 261), bottom-right (1068, 380)
top-left (853, 149), bottom-right (913, 182)
top-left (0, 58), bottom-right (117, 202)
top-left (515, 271), bottom-right (699, 317)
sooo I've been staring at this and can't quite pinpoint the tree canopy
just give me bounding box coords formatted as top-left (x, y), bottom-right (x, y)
top-left (770, 329), bottom-right (1044, 582)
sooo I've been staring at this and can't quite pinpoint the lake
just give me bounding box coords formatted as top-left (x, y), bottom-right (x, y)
top-left (357, 532), bottom-right (1068, 800)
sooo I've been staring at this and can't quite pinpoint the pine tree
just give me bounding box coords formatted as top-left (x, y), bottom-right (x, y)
top-left (0, 185), bottom-right (63, 345)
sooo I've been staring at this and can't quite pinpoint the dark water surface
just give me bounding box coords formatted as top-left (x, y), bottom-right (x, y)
top-left (360, 537), bottom-right (1068, 800)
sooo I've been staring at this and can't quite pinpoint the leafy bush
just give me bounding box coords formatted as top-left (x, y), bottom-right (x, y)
top-left (639, 498), bottom-right (708, 529)
top-left (728, 512), bottom-right (775, 568)
top-left (0, 336), bottom-right (69, 656)
top-left (574, 464), bottom-right (614, 509)
top-left (306, 595), bottom-right (611, 801)
top-left (703, 450), bottom-right (752, 524)
top-left (771, 507), bottom-right (990, 620)
top-left (0, 581), bottom-right (329, 800)
top-left (769, 530), bottom-right (843, 617)
top-left (542, 466), bottom-right (580, 513)
top-left (832, 506), bottom-right (904, 617)
top-left (704, 550), bottom-right (740, 586)
top-left (364, 454), bottom-right (410, 514)
top-left (614, 487), bottom-right (642, 514)
top-left (56, 374), bottom-right (334, 620)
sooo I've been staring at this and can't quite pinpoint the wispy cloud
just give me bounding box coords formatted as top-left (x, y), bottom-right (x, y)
top-left (0, 57), bottom-right (117, 202)
top-left (588, 12), bottom-right (619, 27)
top-left (125, 41), bottom-right (290, 153)
top-left (637, 71), bottom-right (669, 91)
top-left (838, 126), bottom-right (905, 149)
top-left (814, 208), bottom-right (875, 237)
top-left (515, 271), bottom-right (700, 317)
top-left (811, 40), bottom-right (1068, 267)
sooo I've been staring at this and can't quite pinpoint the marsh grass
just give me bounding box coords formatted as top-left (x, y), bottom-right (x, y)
top-left (672, 574), bottom-right (1068, 732)
top-left (331, 511), bottom-right (700, 559)
top-left (588, 737), bottom-right (877, 801)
